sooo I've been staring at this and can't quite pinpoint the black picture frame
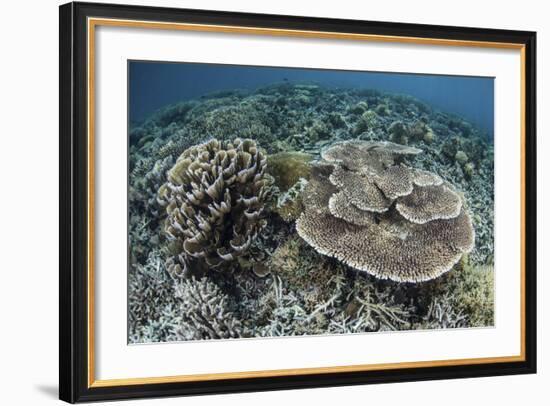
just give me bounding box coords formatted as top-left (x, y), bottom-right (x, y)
top-left (59, 1), bottom-right (537, 403)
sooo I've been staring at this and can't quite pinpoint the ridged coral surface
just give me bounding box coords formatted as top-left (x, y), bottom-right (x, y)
top-left (296, 140), bottom-right (474, 282)
top-left (157, 138), bottom-right (271, 277)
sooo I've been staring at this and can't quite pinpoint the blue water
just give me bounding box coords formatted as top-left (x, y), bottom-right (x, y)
top-left (129, 61), bottom-right (494, 137)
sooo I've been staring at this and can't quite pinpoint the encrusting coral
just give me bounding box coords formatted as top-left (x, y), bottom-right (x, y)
top-left (157, 138), bottom-right (272, 278)
top-left (266, 151), bottom-right (312, 191)
top-left (296, 140), bottom-right (475, 283)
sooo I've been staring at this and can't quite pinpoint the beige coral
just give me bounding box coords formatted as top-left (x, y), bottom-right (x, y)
top-left (396, 184), bottom-right (462, 224)
top-left (329, 166), bottom-right (391, 212)
top-left (158, 138), bottom-right (271, 277)
top-left (328, 191), bottom-right (375, 226)
top-left (296, 140), bottom-right (474, 283)
top-left (373, 165), bottom-right (414, 199)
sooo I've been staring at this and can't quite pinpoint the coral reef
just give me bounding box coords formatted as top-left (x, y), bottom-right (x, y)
top-left (128, 83), bottom-right (495, 344)
top-left (296, 140), bottom-right (475, 282)
top-left (157, 138), bottom-right (271, 278)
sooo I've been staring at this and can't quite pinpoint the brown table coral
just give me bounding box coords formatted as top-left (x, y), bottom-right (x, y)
top-left (296, 140), bottom-right (474, 283)
top-left (157, 138), bottom-right (271, 277)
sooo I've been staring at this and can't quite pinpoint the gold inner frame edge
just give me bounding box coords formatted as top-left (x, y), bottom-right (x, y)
top-left (87, 17), bottom-right (527, 388)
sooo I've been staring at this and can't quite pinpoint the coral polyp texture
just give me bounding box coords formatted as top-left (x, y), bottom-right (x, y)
top-left (296, 140), bottom-right (475, 282)
top-left (157, 138), bottom-right (271, 278)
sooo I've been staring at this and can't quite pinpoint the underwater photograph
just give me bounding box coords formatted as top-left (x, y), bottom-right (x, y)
top-left (128, 61), bottom-right (495, 344)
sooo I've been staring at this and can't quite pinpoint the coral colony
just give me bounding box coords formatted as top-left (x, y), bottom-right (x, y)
top-left (157, 138), bottom-right (271, 278)
top-left (296, 140), bottom-right (475, 283)
top-left (128, 84), bottom-right (494, 343)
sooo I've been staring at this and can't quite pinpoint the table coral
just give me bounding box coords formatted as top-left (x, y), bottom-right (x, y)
top-left (296, 140), bottom-right (475, 282)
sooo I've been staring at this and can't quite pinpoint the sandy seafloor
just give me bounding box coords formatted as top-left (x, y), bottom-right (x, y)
top-left (128, 83), bottom-right (494, 344)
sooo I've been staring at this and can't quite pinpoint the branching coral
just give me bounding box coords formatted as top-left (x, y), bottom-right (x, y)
top-left (321, 139), bottom-right (422, 172)
top-left (128, 250), bottom-right (180, 343)
top-left (173, 277), bottom-right (251, 340)
top-left (187, 103), bottom-right (274, 147)
top-left (418, 262), bottom-right (494, 328)
top-left (158, 138), bottom-right (271, 277)
top-left (296, 140), bottom-right (475, 282)
top-left (334, 277), bottom-right (412, 333)
top-left (129, 155), bottom-right (174, 217)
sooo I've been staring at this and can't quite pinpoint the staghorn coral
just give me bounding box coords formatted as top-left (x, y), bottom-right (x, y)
top-left (158, 138), bottom-right (271, 278)
top-left (296, 140), bottom-right (474, 282)
top-left (334, 277), bottom-right (412, 332)
top-left (130, 155), bottom-right (156, 179)
top-left (417, 262), bottom-right (494, 329)
top-left (267, 236), bottom-right (341, 308)
top-left (420, 293), bottom-right (468, 329)
top-left (156, 134), bottom-right (192, 160)
top-left (265, 237), bottom-right (416, 335)
top-left (128, 249), bottom-right (180, 343)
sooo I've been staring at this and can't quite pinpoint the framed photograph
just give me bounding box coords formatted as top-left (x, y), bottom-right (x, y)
top-left (59, 1), bottom-right (537, 403)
